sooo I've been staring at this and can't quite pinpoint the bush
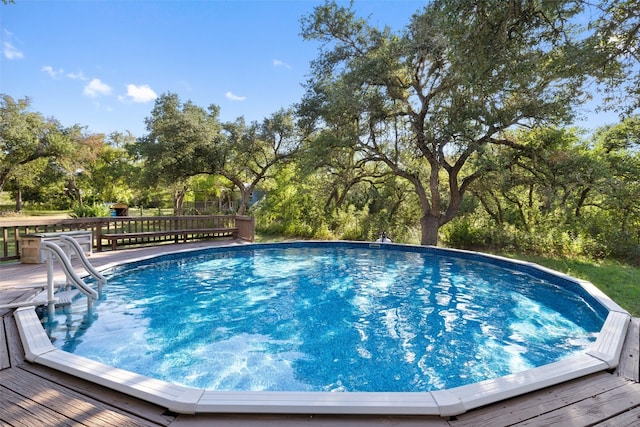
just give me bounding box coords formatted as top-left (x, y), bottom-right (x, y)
top-left (70, 204), bottom-right (110, 218)
top-left (441, 218), bottom-right (496, 249)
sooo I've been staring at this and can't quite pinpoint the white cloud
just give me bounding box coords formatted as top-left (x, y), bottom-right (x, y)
top-left (273, 59), bottom-right (291, 69)
top-left (125, 84), bottom-right (157, 103)
top-left (67, 71), bottom-right (88, 81)
top-left (83, 78), bottom-right (112, 97)
top-left (3, 41), bottom-right (24, 60)
top-left (225, 91), bottom-right (246, 101)
top-left (42, 65), bottom-right (64, 78)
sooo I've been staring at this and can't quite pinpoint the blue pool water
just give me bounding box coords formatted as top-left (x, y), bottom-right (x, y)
top-left (42, 242), bottom-right (607, 392)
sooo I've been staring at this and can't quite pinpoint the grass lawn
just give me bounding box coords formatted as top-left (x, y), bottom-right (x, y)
top-left (505, 253), bottom-right (640, 318)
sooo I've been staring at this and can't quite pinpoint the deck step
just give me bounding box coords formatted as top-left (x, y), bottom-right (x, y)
top-left (28, 290), bottom-right (48, 304)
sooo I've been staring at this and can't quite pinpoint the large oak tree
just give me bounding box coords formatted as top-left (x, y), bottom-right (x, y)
top-left (135, 93), bottom-right (224, 214)
top-left (0, 95), bottom-right (79, 209)
top-left (221, 109), bottom-right (302, 215)
top-left (299, 0), bottom-right (605, 245)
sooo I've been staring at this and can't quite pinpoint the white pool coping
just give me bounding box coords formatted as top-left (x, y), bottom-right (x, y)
top-left (14, 243), bottom-right (631, 416)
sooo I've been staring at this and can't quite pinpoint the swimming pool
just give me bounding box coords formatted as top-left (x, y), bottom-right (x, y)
top-left (15, 241), bottom-right (630, 416)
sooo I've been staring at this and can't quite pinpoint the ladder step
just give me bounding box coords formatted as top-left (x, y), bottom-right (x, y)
top-left (54, 289), bottom-right (81, 306)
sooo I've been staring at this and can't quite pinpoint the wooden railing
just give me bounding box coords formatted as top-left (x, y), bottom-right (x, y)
top-left (0, 215), bottom-right (255, 262)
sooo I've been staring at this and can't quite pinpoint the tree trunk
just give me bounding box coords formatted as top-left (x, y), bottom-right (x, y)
top-left (420, 213), bottom-right (440, 246)
top-left (236, 182), bottom-right (256, 216)
top-left (173, 187), bottom-right (187, 215)
top-left (410, 170), bottom-right (441, 246)
top-left (575, 187), bottom-right (590, 218)
top-left (237, 190), bottom-right (249, 215)
top-left (0, 168), bottom-right (10, 195)
top-left (15, 184), bottom-right (23, 213)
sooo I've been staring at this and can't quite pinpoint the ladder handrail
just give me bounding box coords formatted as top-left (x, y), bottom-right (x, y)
top-left (60, 235), bottom-right (107, 288)
top-left (41, 241), bottom-right (99, 301)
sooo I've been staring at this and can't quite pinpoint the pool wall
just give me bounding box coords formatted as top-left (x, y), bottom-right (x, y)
top-left (15, 241), bottom-right (631, 416)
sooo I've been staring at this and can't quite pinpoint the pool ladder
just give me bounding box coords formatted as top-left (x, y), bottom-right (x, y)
top-left (44, 236), bottom-right (105, 307)
top-left (0, 236), bottom-right (105, 313)
top-left (35, 236), bottom-right (106, 316)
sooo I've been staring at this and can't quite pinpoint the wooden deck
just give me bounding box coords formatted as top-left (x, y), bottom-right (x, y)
top-left (1, 241), bottom-right (639, 426)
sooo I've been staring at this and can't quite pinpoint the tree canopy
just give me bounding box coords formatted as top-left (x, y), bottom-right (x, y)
top-left (299, 0), bottom-right (606, 245)
top-left (0, 95), bottom-right (83, 204)
top-left (220, 108), bottom-right (303, 215)
top-left (133, 93), bottom-right (224, 214)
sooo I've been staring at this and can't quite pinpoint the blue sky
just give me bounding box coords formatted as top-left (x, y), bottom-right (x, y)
top-left (2, 0), bottom-right (427, 137)
top-left (2, 0), bottom-right (619, 138)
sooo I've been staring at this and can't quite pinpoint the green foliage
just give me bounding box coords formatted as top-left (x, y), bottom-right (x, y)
top-left (300, 0), bottom-right (598, 245)
top-left (0, 95), bottom-right (76, 197)
top-left (254, 162), bottom-right (423, 243)
top-left (254, 165), bottom-right (328, 238)
top-left (134, 92), bottom-right (224, 214)
top-left (70, 203), bottom-right (110, 218)
top-left (461, 120), bottom-right (640, 264)
top-left (137, 92), bottom-right (223, 183)
top-left (588, 0), bottom-right (640, 114)
top-left (444, 206), bottom-right (639, 264)
top-left (220, 108), bottom-right (301, 215)
top-left (85, 131), bottom-right (139, 205)
top-left (441, 218), bottom-right (488, 250)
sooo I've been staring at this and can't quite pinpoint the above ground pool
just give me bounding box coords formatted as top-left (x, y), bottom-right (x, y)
top-left (16, 241), bottom-right (630, 416)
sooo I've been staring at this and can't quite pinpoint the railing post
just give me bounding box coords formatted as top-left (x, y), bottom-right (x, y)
top-left (2, 227), bottom-right (8, 259)
top-left (96, 219), bottom-right (104, 252)
top-left (235, 215), bottom-right (255, 242)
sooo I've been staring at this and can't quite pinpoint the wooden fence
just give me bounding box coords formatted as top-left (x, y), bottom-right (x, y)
top-left (0, 215), bottom-right (254, 262)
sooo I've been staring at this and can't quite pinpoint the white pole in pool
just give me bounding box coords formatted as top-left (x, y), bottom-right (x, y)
top-left (46, 250), bottom-right (56, 321)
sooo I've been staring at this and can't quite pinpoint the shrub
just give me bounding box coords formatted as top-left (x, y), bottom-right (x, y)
top-left (70, 204), bottom-right (110, 218)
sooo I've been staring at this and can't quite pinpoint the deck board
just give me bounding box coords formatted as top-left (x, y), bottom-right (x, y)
top-left (515, 379), bottom-right (640, 426)
top-left (449, 372), bottom-right (631, 427)
top-left (18, 363), bottom-right (175, 427)
top-left (1, 386), bottom-right (78, 427)
top-left (0, 317), bottom-right (9, 370)
top-left (0, 368), bottom-right (168, 427)
top-left (595, 405), bottom-right (640, 427)
top-left (617, 317), bottom-right (640, 382)
top-left (0, 288), bottom-right (37, 316)
top-left (6, 312), bottom-right (26, 368)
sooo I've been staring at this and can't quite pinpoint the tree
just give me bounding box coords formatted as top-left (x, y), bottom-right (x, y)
top-left (0, 95), bottom-right (85, 211)
top-left (135, 93), bottom-right (223, 215)
top-left (6, 159), bottom-right (49, 211)
top-left (57, 129), bottom-right (105, 206)
top-left (82, 131), bottom-right (139, 205)
top-left (455, 118), bottom-right (640, 260)
top-left (220, 109), bottom-right (302, 215)
top-left (590, 117), bottom-right (640, 247)
top-left (0, 95), bottom-right (72, 199)
top-left (470, 127), bottom-right (599, 232)
top-left (586, 0), bottom-right (640, 115)
top-left (300, 0), bottom-right (598, 245)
